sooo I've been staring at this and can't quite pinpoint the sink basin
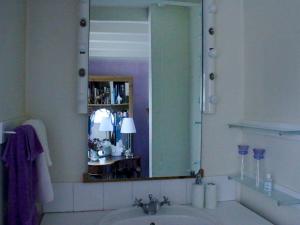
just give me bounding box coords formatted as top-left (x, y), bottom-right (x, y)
top-left (99, 205), bottom-right (218, 225)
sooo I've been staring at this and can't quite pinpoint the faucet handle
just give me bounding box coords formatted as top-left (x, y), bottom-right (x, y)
top-left (163, 196), bottom-right (171, 205)
top-left (133, 198), bottom-right (143, 207)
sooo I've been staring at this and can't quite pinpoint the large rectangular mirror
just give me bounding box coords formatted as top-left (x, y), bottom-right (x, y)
top-left (87, 0), bottom-right (203, 181)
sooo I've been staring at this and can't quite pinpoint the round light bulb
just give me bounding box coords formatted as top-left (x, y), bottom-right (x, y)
top-left (208, 4), bottom-right (217, 14)
top-left (208, 48), bottom-right (217, 58)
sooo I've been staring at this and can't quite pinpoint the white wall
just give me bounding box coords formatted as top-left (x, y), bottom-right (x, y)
top-left (25, 0), bottom-right (244, 181)
top-left (241, 0), bottom-right (300, 224)
top-left (0, 0), bottom-right (26, 120)
top-left (201, 0), bottom-right (244, 177)
top-left (22, 0), bottom-right (300, 223)
top-left (0, 0), bottom-right (26, 223)
top-left (26, 0), bottom-right (87, 182)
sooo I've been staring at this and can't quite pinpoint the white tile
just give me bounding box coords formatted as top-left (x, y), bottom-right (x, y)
top-left (185, 178), bottom-right (195, 204)
top-left (73, 183), bottom-right (103, 211)
top-left (203, 176), bottom-right (236, 201)
top-left (43, 183), bottom-right (74, 213)
top-left (132, 180), bottom-right (161, 200)
top-left (161, 179), bottom-right (187, 205)
top-left (103, 182), bottom-right (133, 210)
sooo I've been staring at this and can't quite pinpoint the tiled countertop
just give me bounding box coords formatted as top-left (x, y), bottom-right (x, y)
top-left (41, 201), bottom-right (273, 225)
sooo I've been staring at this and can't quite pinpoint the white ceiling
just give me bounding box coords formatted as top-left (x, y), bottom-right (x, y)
top-left (89, 20), bottom-right (150, 59)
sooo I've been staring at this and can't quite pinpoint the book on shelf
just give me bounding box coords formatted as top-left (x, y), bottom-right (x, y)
top-left (88, 80), bottom-right (130, 106)
top-left (110, 81), bottom-right (115, 104)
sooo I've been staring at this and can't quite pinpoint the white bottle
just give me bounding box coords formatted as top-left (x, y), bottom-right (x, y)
top-left (264, 173), bottom-right (273, 194)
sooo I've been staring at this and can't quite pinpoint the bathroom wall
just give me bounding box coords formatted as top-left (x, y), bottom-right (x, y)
top-left (201, 0), bottom-right (244, 177)
top-left (25, 0), bottom-right (244, 182)
top-left (19, 0), bottom-right (300, 223)
top-left (26, 0), bottom-right (87, 182)
top-left (0, 0), bottom-right (26, 121)
top-left (241, 0), bottom-right (300, 224)
top-left (25, 0), bottom-right (244, 215)
top-left (0, 0), bottom-right (26, 223)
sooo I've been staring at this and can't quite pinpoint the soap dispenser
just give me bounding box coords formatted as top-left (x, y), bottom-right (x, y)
top-left (192, 169), bottom-right (204, 208)
top-left (238, 145), bottom-right (249, 180)
top-left (253, 148), bottom-right (266, 187)
top-left (264, 173), bottom-right (273, 195)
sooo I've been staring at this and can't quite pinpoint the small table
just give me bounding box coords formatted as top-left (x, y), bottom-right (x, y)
top-left (88, 155), bottom-right (141, 180)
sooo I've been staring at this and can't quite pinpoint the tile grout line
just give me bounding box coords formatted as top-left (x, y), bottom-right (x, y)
top-left (102, 183), bottom-right (105, 210)
top-left (131, 182), bottom-right (133, 203)
top-left (159, 180), bottom-right (162, 199)
top-left (72, 183), bottom-right (75, 212)
top-left (185, 180), bottom-right (188, 204)
top-left (100, 183), bottom-right (104, 210)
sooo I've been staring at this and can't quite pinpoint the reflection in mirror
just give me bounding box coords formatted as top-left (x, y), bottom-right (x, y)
top-left (87, 0), bottom-right (202, 181)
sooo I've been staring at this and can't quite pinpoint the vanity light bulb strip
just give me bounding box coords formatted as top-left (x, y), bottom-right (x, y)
top-left (77, 0), bottom-right (90, 114)
top-left (203, 0), bottom-right (217, 114)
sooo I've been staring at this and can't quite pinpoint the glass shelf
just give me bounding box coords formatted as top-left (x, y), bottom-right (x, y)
top-left (228, 175), bottom-right (300, 206)
top-left (228, 121), bottom-right (300, 136)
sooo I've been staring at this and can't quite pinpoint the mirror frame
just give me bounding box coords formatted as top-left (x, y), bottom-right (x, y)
top-left (82, 0), bottom-right (205, 182)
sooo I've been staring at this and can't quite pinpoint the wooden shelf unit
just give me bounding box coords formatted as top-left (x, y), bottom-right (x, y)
top-left (88, 75), bottom-right (133, 116)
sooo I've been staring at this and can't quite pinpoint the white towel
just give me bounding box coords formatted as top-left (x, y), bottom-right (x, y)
top-left (24, 119), bottom-right (52, 166)
top-left (23, 119), bottom-right (54, 203)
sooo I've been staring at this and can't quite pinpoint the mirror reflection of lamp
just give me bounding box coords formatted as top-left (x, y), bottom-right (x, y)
top-left (121, 118), bottom-right (136, 158)
top-left (99, 117), bottom-right (113, 141)
top-left (98, 117), bottom-right (114, 157)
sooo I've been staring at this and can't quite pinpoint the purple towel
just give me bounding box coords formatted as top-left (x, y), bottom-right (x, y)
top-left (2, 125), bottom-right (43, 225)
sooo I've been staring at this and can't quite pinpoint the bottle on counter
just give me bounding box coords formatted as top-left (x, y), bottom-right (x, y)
top-left (253, 148), bottom-right (266, 188)
top-left (238, 145), bottom-right (249, 180)
top-left (264, 173), bottom-right (273, 194)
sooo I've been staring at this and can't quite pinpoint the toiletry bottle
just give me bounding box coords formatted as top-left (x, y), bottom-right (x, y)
top-left (238, 145), bottom-right (249, 180)
top-left (264, 173), bottom-right (273, 194)
top-left (253, 148), bottom-right (266, 187)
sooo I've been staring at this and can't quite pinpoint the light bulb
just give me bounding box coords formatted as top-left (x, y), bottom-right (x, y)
top-left (208, 3), bottom-right (217, 14)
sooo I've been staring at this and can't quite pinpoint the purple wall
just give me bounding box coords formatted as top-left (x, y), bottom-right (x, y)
top-left (89, 58), bottom-right (149, 177)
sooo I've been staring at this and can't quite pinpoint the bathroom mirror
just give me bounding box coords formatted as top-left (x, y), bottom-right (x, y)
top-left (87, 0), bottom-right (203, 181)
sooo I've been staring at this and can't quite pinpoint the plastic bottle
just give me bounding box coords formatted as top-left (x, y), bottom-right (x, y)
top-left (253, 148), bottom-right (266, 187)
top-left (238, 145), bottom-right (249, 180)
top-left (264, 173), bottom-right (273, 194)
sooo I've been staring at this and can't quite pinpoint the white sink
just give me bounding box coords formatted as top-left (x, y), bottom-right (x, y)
top-left (99, 205), bottom-right (219, 225)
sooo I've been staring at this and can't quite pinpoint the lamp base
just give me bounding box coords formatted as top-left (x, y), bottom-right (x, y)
top-left (124, 149), bottom-right (134, 158)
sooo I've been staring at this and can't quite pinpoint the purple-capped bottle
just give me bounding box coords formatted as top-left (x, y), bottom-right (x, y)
top-left (253, 148), bottom-right (266, 187)
top-left (238, 145), bottom-right (249, 180)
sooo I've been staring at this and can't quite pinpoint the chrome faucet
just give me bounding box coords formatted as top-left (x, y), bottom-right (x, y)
top-left (133, 194), bottom-right (170, 215)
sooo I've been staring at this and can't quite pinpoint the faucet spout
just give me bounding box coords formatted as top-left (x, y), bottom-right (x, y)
top-left (133, 194), bottom-right (170, 215)
top-left (160, 196), bottom-right (171, 207)
top-left (133, 198), bottom-right (144, 207)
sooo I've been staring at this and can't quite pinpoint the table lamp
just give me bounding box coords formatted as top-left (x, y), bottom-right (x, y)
top-left (99, 117), bottom-right (113, 140)
top-left (121, 117), bottom-right (136, 157)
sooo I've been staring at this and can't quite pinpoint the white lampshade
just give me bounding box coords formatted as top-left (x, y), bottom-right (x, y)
top-left (121, 118), bottom-right (136, 134)
top-left (99, 117), bottom-right (113, 132)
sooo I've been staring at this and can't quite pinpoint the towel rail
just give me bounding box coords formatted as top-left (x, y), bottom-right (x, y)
top-left (0, 116), bottom-right (27, 144)
top-left (4, 131), bottom-right (16, 134)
